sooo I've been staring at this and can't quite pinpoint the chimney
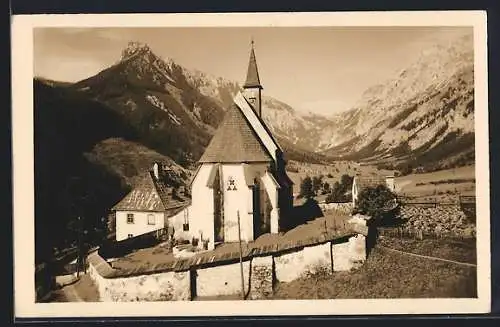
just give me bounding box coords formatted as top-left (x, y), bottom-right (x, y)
top-left (153, 162), bottom-right (160, 180)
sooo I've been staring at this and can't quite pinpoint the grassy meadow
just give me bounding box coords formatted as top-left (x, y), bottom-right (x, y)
top-left (395, 164), bottom-right (475, 202)
top-left (271, 237), bottom-right (476, 299)
top-left (286, 160), bottom-right (475, 203)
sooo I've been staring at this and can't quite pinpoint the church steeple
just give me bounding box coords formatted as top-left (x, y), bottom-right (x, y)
top-left (243, 39), bottom-right (263, 117)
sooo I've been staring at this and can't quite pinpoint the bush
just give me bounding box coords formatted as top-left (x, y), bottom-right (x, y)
top-left (355, 184), bottom-right (398, 223)
top-left (312, 175), bottom-right (323, 195)
top-left (299, 176), bottom-right (315, 199)
top-left (321, 182), bottom-right (330, 195)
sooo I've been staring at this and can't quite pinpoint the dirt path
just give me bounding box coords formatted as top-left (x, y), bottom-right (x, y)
top-left (61, 283), bottom-right (84, 302)
top-left (378, 245), bottom-right (477, 268)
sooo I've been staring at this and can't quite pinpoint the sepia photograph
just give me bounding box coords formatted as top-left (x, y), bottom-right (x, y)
top-left (12, 11), bottom-right (490, 317)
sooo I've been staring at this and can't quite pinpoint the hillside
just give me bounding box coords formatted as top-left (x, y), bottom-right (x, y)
top-left (176, 32), bottom-right (475, 172)
top-left (69, 42), bottom-right (327, 165)
top-left (322, 32), bottom-right (474, 171)
top-left (34, 78), bottom-right (190, 263)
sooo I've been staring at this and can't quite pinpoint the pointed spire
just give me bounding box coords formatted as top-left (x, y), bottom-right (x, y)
top-left (243, 39), bottom-right (263, 89)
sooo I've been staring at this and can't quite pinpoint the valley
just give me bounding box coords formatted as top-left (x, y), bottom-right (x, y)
top-left (33, 30), bottom-right (476, 270)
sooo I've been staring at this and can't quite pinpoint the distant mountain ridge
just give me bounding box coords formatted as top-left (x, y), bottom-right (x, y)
top-left (321, 32), bottom-right (475, 170)
top-left (36, 32), bottom-right (475, 170)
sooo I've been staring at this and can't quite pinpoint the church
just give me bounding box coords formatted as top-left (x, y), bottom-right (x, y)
top-left (169, 42), bottom-right (294, 249)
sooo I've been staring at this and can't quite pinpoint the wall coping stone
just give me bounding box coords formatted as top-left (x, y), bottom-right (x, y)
top-left (92, 229), bottom-right (361, 278)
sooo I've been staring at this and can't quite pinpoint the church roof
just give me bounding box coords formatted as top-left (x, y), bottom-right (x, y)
top-left (243, 46), bottom-right (262, 89)
top-left (198, 103), bottom-right (273, 163)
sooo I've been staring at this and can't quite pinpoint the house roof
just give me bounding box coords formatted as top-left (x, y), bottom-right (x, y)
top-left (353, 176), bottom-right (387, 192)
top-left (243, 46), bottom-right (262, 89)
top-left (198, 102), bottom-right (273, 163)
top-left (112, 171), bottom-right (190, 212)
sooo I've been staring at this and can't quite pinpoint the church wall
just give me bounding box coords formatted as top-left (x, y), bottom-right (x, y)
top-left (189, 164), bottom-right (216, 248)
top-left (168, 207), bottom-right (191, 241)
top-left (221, 164), bottom-right (254, 242)
top-left (115, 211), bottom-right (165, 242)
top-left (261, 172), bottom-right (280, 233)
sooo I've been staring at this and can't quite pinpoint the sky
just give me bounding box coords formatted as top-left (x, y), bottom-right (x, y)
top-left (34, 26), bottom-right (471, 115)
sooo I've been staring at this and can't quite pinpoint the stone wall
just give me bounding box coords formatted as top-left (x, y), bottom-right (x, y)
top-left (88, 232), bottom-right (368, 301)
top-left (249, 256), bottom-right (273, 299)
top-left (319, 202), bottom-right (353, 215)
top-left (274, 242), bottom-right (331, 283)
top-left (88, 252), bottom-right (191, 301)
top-left (195, 260), bottom-right (251, 297)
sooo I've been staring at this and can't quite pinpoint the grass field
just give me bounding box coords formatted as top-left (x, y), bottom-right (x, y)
top-left (286, 161), bottom-right (475, 203)
top-left (395, 165), bottom-right (475, 202)
top-left (270, 237), bottom-right (476, 299)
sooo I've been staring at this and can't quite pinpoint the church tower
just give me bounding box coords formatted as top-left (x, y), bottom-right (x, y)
top-left (243, 39), bottom-right (263, 117)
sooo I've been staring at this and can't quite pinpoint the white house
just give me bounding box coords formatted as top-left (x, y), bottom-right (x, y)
top-left (111, 162), bottom-right (190, 242)
top-left (351, 175), bottom-right (396, 207)
top-left (169, 42), bottom-right (294, 250)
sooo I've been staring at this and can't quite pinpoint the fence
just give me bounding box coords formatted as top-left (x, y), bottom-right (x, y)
top-left (396, 196), bottom-right (476, 207)
top-left (377, 226), bottom-right (475, 241)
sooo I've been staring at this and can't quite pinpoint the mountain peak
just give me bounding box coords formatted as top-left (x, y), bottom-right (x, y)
top-left (121, 41), bottom-right (154, 61)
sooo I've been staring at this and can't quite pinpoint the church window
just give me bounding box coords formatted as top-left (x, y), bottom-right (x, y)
top-left (227, 176), bottom-right (237, 191)
top-left (249, 97), bottom-right (256, 105)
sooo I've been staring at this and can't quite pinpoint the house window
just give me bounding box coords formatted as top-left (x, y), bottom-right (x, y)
top-left (147, 214), bottom-right (155, 225)
top-left (127, 234), bottom-right (133, 238)
top-left (127, 213), bottom-right (134, 224)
